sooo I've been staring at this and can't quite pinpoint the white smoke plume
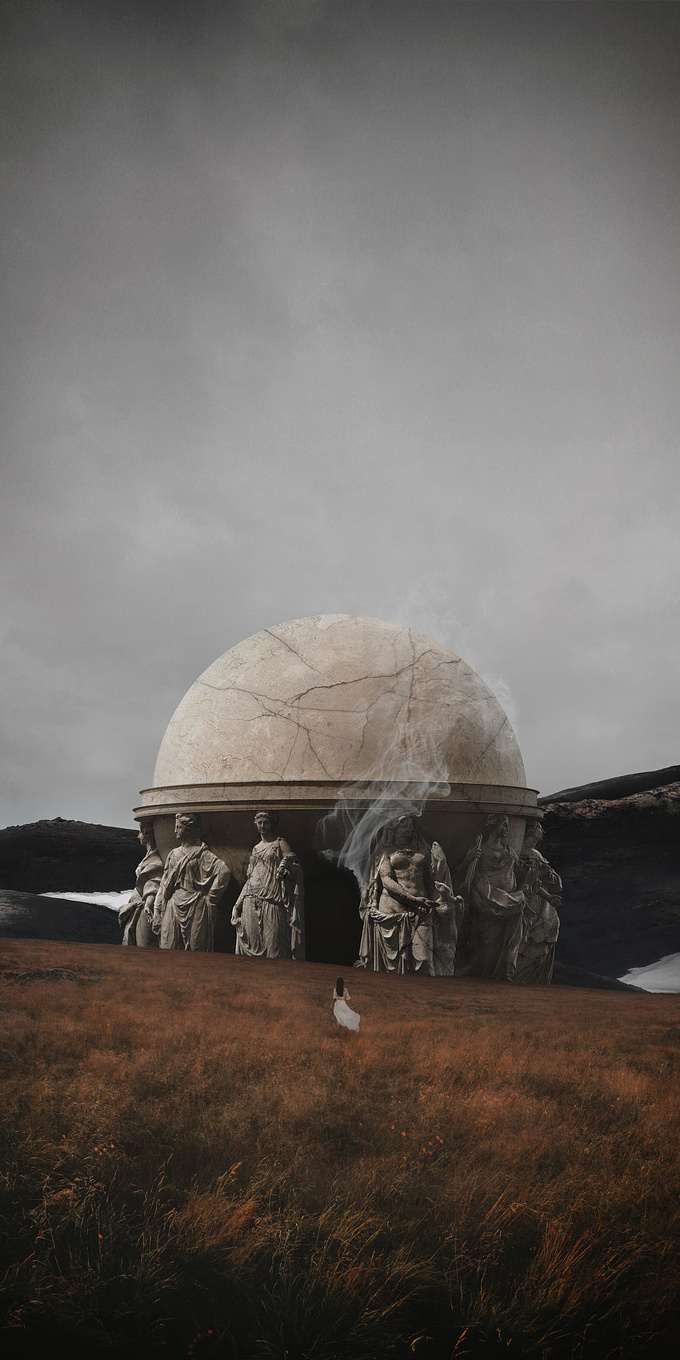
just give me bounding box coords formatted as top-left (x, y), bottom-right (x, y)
top-left (315, 691), bottom-right (451, 889)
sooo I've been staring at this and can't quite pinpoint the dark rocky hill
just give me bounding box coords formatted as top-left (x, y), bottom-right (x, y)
top-left (0, 818), bottom-right (139, 892)
top-left (538, 764), bottom-right (680, 806)
top-left (0, 889), bottom-right (121, 945)
top-left (540, 772), bottom-right (680, 979)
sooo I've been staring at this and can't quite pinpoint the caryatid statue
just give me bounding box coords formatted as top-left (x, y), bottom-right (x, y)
top-left (119, 820), bottom-right (163, 947)
top-left (152, 812), bottom-right (231, 951)
top-left (231, 811), bottom-right (305, 960)
top-left (454, 813), bottom-right (526, 981)
top-left (514, 820), bottom-right (561, 985)
top-left (355, 814), bottom-right (461, 976)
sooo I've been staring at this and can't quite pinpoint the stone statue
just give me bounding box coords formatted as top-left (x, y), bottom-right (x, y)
top-left (152, 812), bottom-right (231, 951)
top-left (119, 820), bottom-right (163, 947)
top-left (514, 820), bottom-right (561, 984)
top-left (454, 813), bottom-right (526, 981)
top-left (355, 814), bottom-right (461, 975)
top-left (231, 811), bottom-right (305, 960)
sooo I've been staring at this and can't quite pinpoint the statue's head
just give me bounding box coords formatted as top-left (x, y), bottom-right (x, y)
top-left (254, 809), bottom-right (278, 837)
top-left (485, 813), bottom-right (509, 838)
top-left (392, 814), bottom-right (416, 848)
top-left (174, 812), bottom-right (201, 840)
top-left (138, 819), bottom-right (156, 851)
top-left (523, 819), bottom-right (543, 849)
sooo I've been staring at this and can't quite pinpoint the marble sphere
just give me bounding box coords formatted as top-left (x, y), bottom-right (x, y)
top-left (135, 616), bottom-right (539, 891)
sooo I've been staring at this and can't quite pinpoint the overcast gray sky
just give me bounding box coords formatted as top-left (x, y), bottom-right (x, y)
top-left (1, 0), bottom-right (679, 829)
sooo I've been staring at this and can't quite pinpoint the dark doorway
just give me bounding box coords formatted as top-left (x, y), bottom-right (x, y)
top-left (214, 875), bottom-right (240, 954)
top-left (304, 863), bottom-right (362, 966)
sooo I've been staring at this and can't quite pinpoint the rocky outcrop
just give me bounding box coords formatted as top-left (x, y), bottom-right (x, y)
top-left (539, 770), bottom-right (680, 979)
top-left (0, 818), bottom-right (139, 893)
top-left (538, 764), bottom-right (680, 806)
top-left (0, 889), bottom-right (121, 944)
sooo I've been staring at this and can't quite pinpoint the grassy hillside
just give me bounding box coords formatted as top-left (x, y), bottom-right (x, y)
top-left (1, 940), bottom-right (679, 1359)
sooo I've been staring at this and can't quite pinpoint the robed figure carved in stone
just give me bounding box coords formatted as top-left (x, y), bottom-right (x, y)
top-left (231, 811), bottom-right (305, 960)
top-left (454, 813), bottom-right (526, 981)
top-left (355, 814), bottom-right (460, 976)
top-left (119, 820), bottom-right (163, 947)
top-left (153, 813), bottom-right (231, 952)
top-left (514, 820), bottom-right (561, 984)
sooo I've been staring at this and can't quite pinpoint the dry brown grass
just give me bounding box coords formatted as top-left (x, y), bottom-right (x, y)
top-left (1, 937), bottom-right (679, 1359)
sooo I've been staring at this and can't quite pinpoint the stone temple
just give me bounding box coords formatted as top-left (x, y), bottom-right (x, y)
top-left (134, 614), bottom-right (540, 963)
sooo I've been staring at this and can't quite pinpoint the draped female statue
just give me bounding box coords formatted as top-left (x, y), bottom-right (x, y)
top-left (514, 820), bottom-right (561, 984)
top-left (153, 813), bottom-right (231, 952)
top-left (355, 814), bottom-right (460, 975)
top-left (119, 820), bottom-right (163, 947)
top-left (454, 813), bottom-right (526, 981)
top-left (231, 811), bottom-right (305, 960)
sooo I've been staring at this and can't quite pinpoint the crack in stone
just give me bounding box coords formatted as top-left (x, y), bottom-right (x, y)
top-left (263, 628), bottom-right (324, 676)
top-left (355, 685), bottom-right (403, 762)
top-left (194, 665), bottom-right (430, 726)
top-left (162, 644), bottom-right (517, 787)
top-left (468, 715), bottom-right (509, 771)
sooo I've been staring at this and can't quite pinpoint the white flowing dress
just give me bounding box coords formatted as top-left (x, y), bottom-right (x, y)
top-left (333, 988), bottom-right (360, 1031)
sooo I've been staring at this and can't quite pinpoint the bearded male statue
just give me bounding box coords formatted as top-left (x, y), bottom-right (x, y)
top-left (355, 814), bottom-right (461, 975)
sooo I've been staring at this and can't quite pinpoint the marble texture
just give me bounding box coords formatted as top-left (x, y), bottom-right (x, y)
top-left (134, 618), bottom-right (539, 963)
top-left (356, 814), bottom-right (461, 975)
top-left (514, 821), bottom-right (561, 984)
top-left (153, 814), bottom-right (231, 952)
top-left (231, 811), bottom-right (304, 960)
top-left (118, 823), bottom-right (162, 948)
top-left (454, 814), bottom-right (526, 981)
top-left (149, 615), bottom-right (527, 796)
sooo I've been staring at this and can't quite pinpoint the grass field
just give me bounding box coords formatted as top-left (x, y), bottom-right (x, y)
top-left (1, 938), bottom-right (679, 1359)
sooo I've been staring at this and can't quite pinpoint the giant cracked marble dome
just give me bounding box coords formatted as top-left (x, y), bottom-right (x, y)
top-left (135, 616), bottom-right (538, 840)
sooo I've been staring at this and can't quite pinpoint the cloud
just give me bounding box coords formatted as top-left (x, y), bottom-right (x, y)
top-left (1, 0), bottom-right (678, 824)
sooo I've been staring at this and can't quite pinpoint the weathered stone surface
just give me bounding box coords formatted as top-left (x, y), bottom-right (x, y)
top-left (141, 615), bottom-right (530, 810)
top-left (118, 822), bottom-right (162, 948)
top-left (356, 814), bottom-right (460, 975)
top-left (514, 821), bottom-right (561, 984)
top-left (153, 813), bottom-right (231, 952)
top-left (135, 618), bottom-right (538, 947)
top-left (232, 811), bottom-right (304, 961)
top-left (454, 814), bottom-right (525, 981)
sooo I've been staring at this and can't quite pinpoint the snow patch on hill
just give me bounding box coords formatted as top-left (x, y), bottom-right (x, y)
top-left (41, 891), bottom-right (132, 912)
top-left (618, 954), bottom-right (680, 994)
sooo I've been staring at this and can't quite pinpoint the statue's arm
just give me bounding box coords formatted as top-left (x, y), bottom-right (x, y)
top-left (152, 853), bottom-right (175, 933)
top-left (205, 853), bottom-right (231, 909)
top-left (378, 854), bottom-right (424, 909)
top-left (543, 860), bottom-right (562, 893)
top-left (142, 876), bottom-right (162, 920)
top-left (277, 839), bottom-right (299, 873)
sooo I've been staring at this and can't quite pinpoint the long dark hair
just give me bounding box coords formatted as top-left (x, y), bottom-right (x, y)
top-left (336, 977), bottom-right (344, 996)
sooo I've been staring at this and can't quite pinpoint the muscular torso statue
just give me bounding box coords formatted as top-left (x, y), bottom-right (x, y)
top-left (378, 847), bottom-right (438, 917)
top-left (356, 815), bottom-right (460, 976)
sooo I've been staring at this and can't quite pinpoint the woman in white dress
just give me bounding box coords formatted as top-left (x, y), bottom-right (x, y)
top-left (333, 976), bottom-right (360, 1031)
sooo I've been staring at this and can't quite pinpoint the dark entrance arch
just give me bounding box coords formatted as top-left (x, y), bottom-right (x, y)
top-left (304, 863), bottom-right (362, 966)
